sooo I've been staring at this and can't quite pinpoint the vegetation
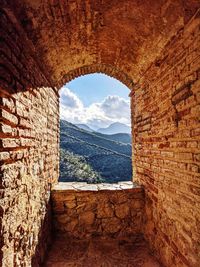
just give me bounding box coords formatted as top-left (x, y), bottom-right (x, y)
top-left (60, 120), bottom-right (132, 183)
top-left (94, 132), bottom-right (131, 144)
top-left (60, 149), bottom-right (103, 183)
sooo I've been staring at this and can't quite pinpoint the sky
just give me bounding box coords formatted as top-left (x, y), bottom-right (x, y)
top-left (59, 73), bottom-right (131, 130)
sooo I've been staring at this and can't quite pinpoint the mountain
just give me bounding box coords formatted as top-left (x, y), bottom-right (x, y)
top-left (60, 120), bottom-right (132, 183)
top-left (97, 122), bottom-right (131, 135)
top-left (75, 124), bottom-right (94, 132)
top-left (94, 132), bottom-right (131, 144)
top-left (76, 123), bottom-right (131, 144)
top-left (60, 120), bottom-right (131, 156)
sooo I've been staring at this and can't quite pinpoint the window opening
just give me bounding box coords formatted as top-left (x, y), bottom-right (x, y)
top-left (59, 73), bottom-right (132, 183)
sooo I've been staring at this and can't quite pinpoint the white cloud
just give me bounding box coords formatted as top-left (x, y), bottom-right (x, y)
top-left (60, 88), bottom-right (83, 109)
top-left (100, 95), bottom-right (130, 121)
top-left (59, 87), bottom-right (130, 129)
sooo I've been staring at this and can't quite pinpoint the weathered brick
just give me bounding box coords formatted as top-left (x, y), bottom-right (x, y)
top-left (0, 151), bottom-right (10, 161)
top-left (132, 14), bottom-right (200, 267)
top-left (0, 7), bottom-right (59, 267)
top-left (0, 2), bottom-right (199, 267)
top-left (1, 109), bottom-right (18, 125)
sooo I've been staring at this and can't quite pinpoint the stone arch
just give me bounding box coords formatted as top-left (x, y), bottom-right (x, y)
top-left (59, 65), bottom-right (134, 184)
top-left (1, 2), bottom-right (200, 267)
top-left (59, 64), bottom-right (135, 91)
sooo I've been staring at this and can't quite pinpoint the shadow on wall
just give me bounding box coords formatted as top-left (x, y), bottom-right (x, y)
top-left (1, 7), bottom-right (59, 267)
top-left (31, 202), bottom-right (52, 267)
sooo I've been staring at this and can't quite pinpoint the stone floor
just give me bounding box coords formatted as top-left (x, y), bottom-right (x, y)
top-left (44, 234), bottom-right (162, 267)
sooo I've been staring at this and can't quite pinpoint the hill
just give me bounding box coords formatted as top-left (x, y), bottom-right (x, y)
top-left (60, 120), bottom-right (131, 155)
top-left (97, 122), bottom-right (131, 134)
top-left (75, 124), bottom-right (131, 144)
top-left (60, 120), bottom-right (132, 183)
top-left (94, 132), bottom-right (131, 144)
top-left (75, 124), bottom-right (94, 132)
top-left (60, 149), bottom-right (103, 183)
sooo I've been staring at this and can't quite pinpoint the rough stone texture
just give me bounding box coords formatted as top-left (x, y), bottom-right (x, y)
top-left (0, 1), bottom-right (200, 267)
top-left (132, 13), bottom-right (200, 267)
top-left (44, 234), bottom-right (161, 267)
top-left (0, 7), bottom-right (59, 267)
top-left (51, 182), bottom-right (145, 238)
top-left (7, 0), bottom-right (200, 87)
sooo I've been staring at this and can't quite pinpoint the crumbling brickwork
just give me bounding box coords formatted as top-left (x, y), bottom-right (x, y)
top-left (0, 8), bottom-right (59, 267)
top-left (131, 14), bottom-right (200, 267)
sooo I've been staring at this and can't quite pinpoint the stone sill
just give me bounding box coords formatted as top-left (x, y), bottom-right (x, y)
top-left (52, 181), bottom-right (142, 192)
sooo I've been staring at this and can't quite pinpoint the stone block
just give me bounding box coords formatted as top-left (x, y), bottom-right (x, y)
top-left (115, 203), bottom-right (130, 219)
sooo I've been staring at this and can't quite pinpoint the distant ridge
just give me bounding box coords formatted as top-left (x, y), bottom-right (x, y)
top-left (75, 123), bottom-right (131, 144)
top-left (95, 132), bottom-right (131, 144)
top-left (97, 122), bottom-right (131, 135)
top-left (75, 124), bottom-right (94, 132)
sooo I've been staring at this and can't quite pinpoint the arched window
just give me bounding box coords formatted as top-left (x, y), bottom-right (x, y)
top-left (59, 73), bottom-right (132, 183)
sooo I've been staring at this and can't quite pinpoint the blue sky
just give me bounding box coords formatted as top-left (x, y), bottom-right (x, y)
top-left (66, 73), bottom-right (130, 106)
top-left (60, 73), bottom-right (131, 129)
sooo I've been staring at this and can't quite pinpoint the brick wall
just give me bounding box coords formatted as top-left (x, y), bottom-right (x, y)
top-left (131, 14), bottom-right (200, 267)
top-left (0, 2), bottom-right (199, 267)
top-left (0, 8), bottom-right (59, 267)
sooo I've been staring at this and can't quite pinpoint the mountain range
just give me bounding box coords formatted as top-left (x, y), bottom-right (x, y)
top-left (60, 120), bottom-right (132, 183)
top-left (97, 122), bottom-right (131, 134)
top-left (75, 123), bottom-right (94, 132)
top-left (76, 122), bottom-right (131, 135)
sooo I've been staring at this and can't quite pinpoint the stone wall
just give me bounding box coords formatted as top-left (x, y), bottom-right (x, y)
top-left (51, 182), bottom-right (144, 239)
top-left (1, 2), bottom-right (199, 267)
top-left (131, 14), bottom-right (200, 267)
top-left (0, 8), bottom-right (59, 267)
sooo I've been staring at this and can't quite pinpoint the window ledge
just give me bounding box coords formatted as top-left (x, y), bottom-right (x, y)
top-left (52, 181), bottom-right (142, 192)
